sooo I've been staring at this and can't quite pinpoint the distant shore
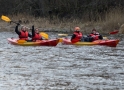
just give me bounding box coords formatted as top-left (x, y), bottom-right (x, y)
top-left (0, 13), bottom-right (124, 34)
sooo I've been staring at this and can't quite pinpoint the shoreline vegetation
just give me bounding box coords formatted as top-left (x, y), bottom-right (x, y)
top-left (0, 9), bottom-right (124, 34)
top-left (0, 0), bottom-right (124, 34)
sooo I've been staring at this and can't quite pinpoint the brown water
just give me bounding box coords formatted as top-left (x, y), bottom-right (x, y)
top-left (0, 32), bottom-right (124, 90)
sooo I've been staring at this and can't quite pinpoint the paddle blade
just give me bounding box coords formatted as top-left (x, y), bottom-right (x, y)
top-left (40, 32), bottom-right (49, 39)
top-left (59, 38), bottom-right (63, 42)
top-left (103, 37), bottom-right (108, 40)
top-left (109, 30), bottom-right (119, 34)
top-left (58, 34), bottom-right (68, 37)
top-left (1, 15), bottom-right (11, 22)
top-left (17, 40), bottom-right (26, 43)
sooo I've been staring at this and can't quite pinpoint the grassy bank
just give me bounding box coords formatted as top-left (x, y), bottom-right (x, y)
top-left (0, 9), bottom-right (124, 34)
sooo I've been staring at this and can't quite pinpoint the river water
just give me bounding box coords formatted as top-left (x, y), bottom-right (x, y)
top-left (0, 32), bottom-right (124, 90)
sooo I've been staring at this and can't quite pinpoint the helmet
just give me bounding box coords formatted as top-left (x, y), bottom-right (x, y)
top-left (74, 27), bottom-right (80, 31)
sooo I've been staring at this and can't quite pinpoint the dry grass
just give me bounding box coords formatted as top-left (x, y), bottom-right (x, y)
top-left (0, 9), bottom-right (124, 34)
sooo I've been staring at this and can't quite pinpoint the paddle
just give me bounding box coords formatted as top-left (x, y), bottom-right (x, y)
top-left (109, 30), bottom-right (119, 34)
top-left (58, 30), bottom-right (119, 37)
top-left (1, 15), bottom-right (18, 24)
top-left (58, 30), bottom-right (119, 39)
top-left (58, 34), bottom-right (68, 37)
top-left (1, 15), bottom-right (49, 39)
top-left (57, 34), bottom-right (68, 42)
top-left (40, 32), bottom-right (49, 39)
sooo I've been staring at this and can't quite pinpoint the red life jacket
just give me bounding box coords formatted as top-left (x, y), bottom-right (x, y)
top-left (71, 32), bottom-right (82, 43)
top-left (32, 33), bottom-right (41, 41)
top-left (90, 34), bottom-right (99, 41)
top-left (19, 30), bottom-right (28, 40)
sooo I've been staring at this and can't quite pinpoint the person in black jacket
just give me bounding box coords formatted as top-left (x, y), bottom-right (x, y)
top-left (15, 24), bottom-right (32, 40)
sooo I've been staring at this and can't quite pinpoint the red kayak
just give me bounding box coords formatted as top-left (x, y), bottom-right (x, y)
top-left (61, 38), bottom-right (119, 47)
top-left (7, 38), bottom-right (59, 46)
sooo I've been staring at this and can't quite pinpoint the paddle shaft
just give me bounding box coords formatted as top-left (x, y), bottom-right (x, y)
top-left (58, 30), bottom-right (119, 37)
top-left (109, 30), bottom-right (119, 34)
top-left (10, 21), bottom-right (18, 24)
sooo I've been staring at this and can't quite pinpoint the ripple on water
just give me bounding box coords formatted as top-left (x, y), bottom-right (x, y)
top-left (0, 32), bottom-right (124, 90)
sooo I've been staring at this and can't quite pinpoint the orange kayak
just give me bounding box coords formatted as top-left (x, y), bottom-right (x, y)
top-left (7, 38), bottom-right (59, 46)
top-left (61, 38), bottom-right (119, 47)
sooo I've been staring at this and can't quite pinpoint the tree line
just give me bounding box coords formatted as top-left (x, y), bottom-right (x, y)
top-left (0, 0), bottom-right (124, 21)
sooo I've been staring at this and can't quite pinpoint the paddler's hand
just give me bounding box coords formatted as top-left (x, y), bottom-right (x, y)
top-left (17, 23), bottom-right (20, 26)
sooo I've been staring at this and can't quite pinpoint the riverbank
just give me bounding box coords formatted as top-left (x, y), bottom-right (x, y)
top-left (0, 12), bottom-right (124, 34)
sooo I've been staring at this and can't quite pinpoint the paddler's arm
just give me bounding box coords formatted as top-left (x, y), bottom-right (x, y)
top-left (32, 25), bottom-right (35, 37)
top-left (28, 33), bottom-right (32, 38)
top-left (71, 34), bottom-right (76, 40)
top-left (15, 24), bottom-right (21, 35)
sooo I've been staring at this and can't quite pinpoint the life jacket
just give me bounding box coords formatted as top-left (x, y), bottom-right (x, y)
top-left (71, 31), bottom-right (82, 43)
top-left (90, 33), bottom-right (99, 41)
top-left (19, 30), bottom-right (28, 40)
top-left (32, 33), bottom-right (42, 41)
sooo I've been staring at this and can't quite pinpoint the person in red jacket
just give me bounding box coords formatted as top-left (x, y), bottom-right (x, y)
top-left (71, 27), bottom-right (83, 43)
top-left (31, 25), bottom-right (43, 41)
top-left (15, 24), bottom-right (32, 40)
top-left (89, 29), bottom-right (103, 41)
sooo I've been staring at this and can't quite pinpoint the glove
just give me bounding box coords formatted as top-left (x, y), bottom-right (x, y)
top-left (17, 23), bottom-right (20, 26)
top-left (32, 25), bottom-right (34, 28)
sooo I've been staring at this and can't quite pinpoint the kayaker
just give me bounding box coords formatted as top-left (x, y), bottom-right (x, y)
top-left (71, 27), bottom-right (83, 43)
top-left (15, 23), bottom-right (32, 40)
top-left (88, 29), bottom-right (103, 41)
top-left (31, 25), bottom-right (43, 41)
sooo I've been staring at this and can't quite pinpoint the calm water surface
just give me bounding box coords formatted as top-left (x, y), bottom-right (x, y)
top-left (0, 32), bottom-right (124, 90)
